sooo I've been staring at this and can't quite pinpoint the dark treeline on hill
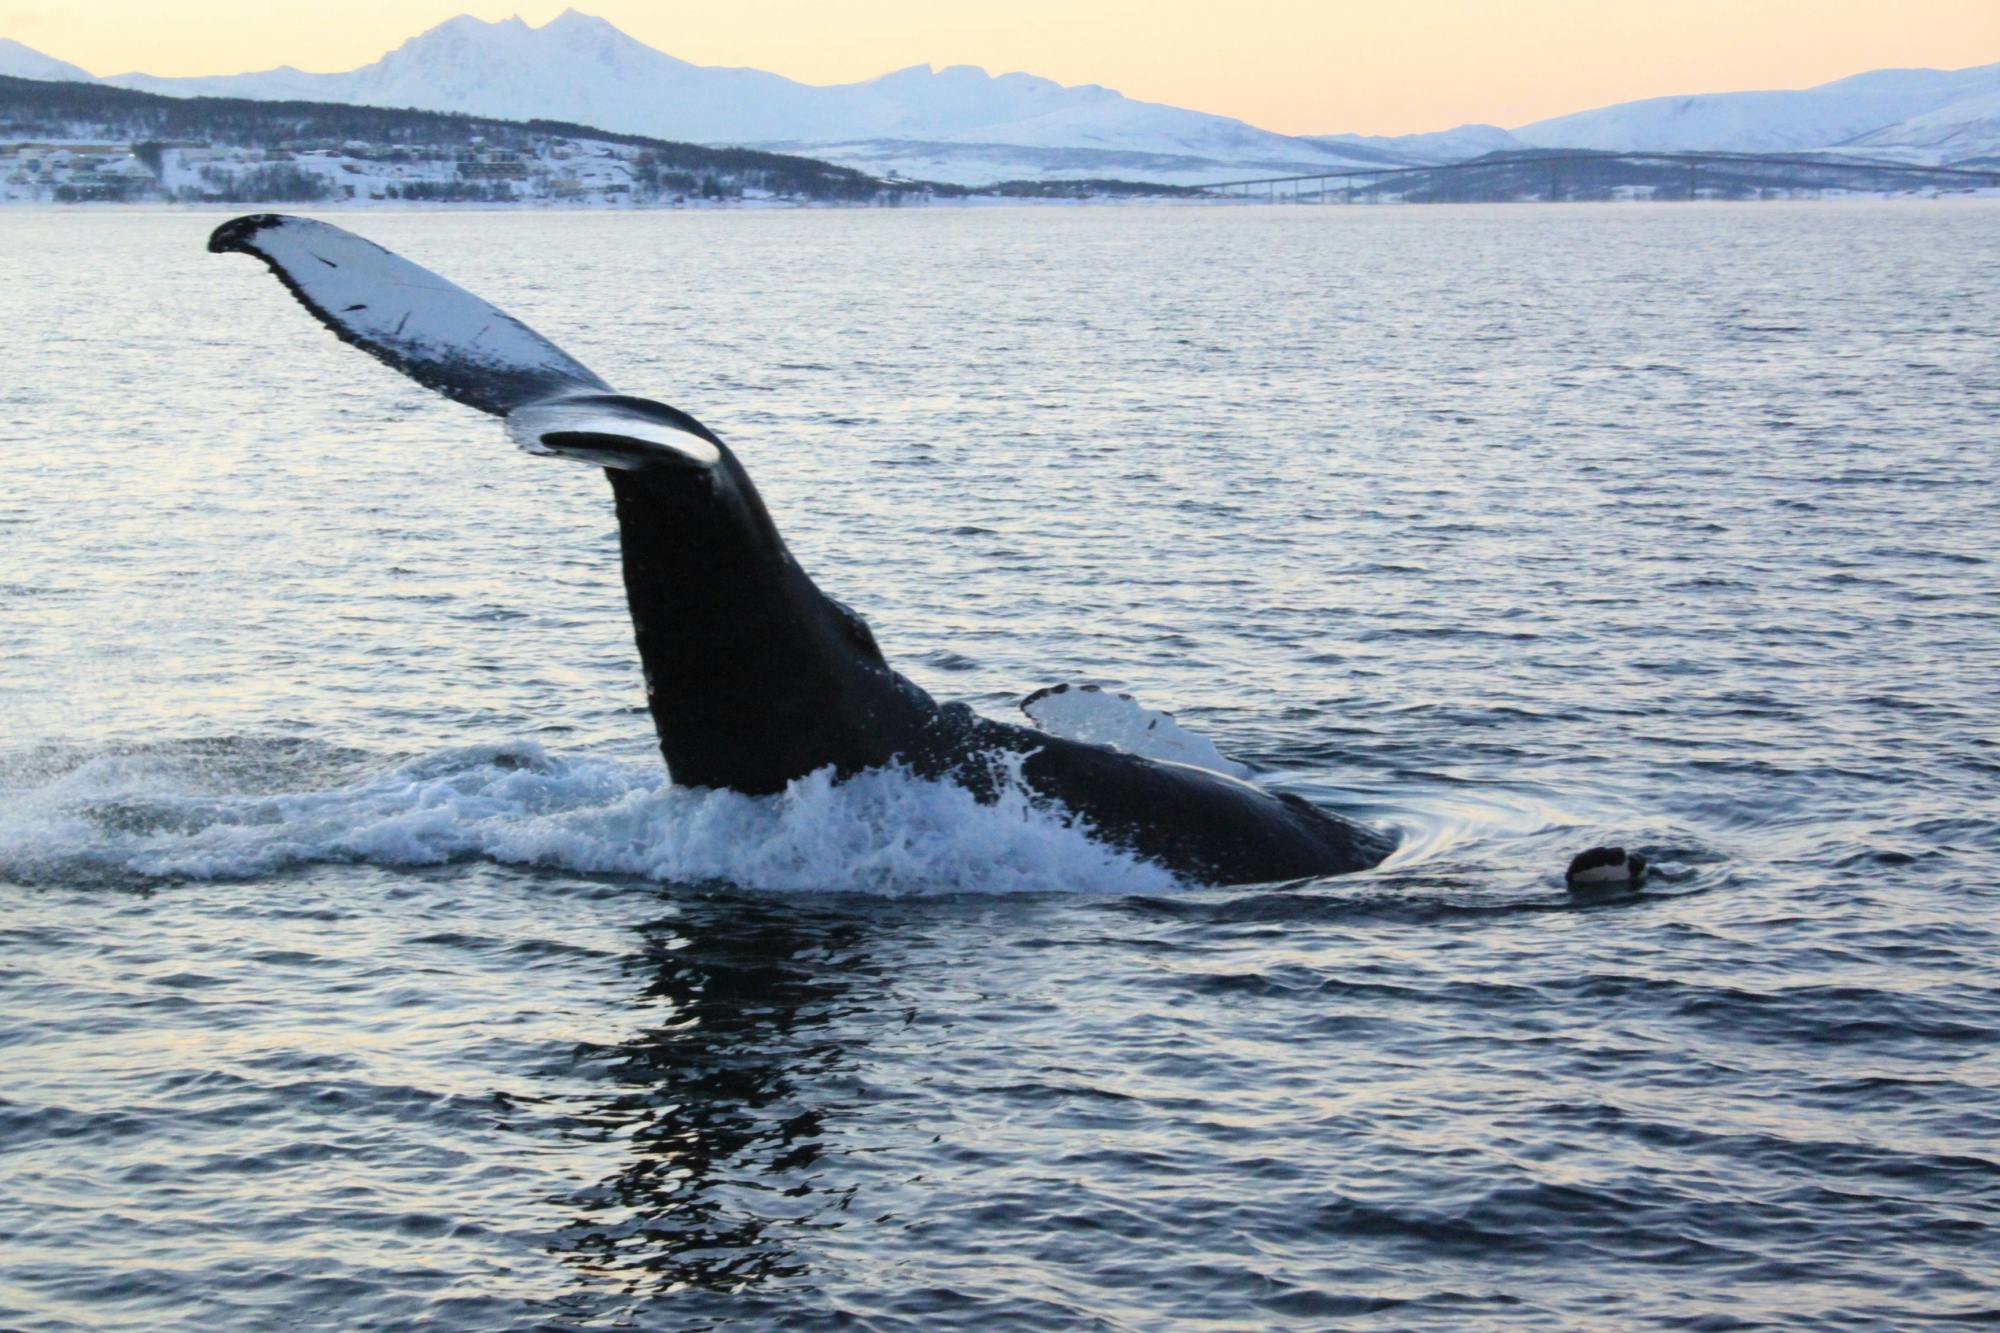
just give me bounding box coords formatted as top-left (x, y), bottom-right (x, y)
top-left (0, 75), bottom-right (910, 202)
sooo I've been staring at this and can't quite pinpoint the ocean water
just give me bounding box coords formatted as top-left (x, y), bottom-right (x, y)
top-left (1, 202), bottom-right (1995, 1329)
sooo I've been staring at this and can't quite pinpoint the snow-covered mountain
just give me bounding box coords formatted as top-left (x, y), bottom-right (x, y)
top-left (109, 14), bottom-right (830, 140)
top-left (8, 13), bottom-right (2000, 180)
top-left (0, 37), bottom-right (92, 83)
top-left (1847, 88), bottom-right (2000, 162)
top-left (79, 10), bottom-right (1389, 184)
top-left (1513, 62), bottom-right (2000, 156)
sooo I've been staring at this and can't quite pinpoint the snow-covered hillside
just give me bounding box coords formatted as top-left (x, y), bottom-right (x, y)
top-left (9, 12), bottom-right (2000, 180)
top-left (83, 10), bottom-right (1387, 184)
top-left (1847, 88), bottom-right (2000, 162)
top-left (0, 37), bottom-right (91, 83)
top-left (108, 14), bottom-right (828, 141)
top-left (0, 77), bottom-right (910, 207)
top-left (1514, 62), bottom-right (2000, 158)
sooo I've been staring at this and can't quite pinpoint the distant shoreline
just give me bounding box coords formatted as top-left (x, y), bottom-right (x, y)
top-left (6, 191), bottom-right (1998, 213)
top-left (10, 73), bottom-right (1995, 212)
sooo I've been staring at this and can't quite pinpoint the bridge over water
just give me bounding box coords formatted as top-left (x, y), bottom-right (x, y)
top-left (1195, 150), bottom-right (2000, 202)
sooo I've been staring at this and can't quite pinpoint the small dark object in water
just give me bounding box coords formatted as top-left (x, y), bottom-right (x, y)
top-left (1566, 846), bottom-right (1647, 889)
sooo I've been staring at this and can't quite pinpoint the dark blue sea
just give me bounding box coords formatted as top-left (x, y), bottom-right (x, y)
top-left (2, 202), bottom-right (1996, 1328)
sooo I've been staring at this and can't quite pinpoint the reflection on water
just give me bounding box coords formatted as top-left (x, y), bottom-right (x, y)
top-left (551, 898), bottom-right (872, 1298)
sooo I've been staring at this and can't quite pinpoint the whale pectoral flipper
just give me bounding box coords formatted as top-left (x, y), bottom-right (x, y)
top-left (1022, 682), bottom-right (1255, 779)
top-left (208, 213), bottom-right (610, 416)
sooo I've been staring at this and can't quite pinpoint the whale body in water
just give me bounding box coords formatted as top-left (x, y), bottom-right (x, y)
top-left (209, 214), bottom-right (1394, 885)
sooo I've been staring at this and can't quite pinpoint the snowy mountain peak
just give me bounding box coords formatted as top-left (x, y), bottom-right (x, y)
top-left (389, 10), bottom-right (645, 60)
top-left (420, 13), bottom-right (526, 40)
top-left (58, 9), bottom-right (1389, 182)
top-left (546, 9), bottom-right (623, 33)
top-left (0, 37), bottom-right (93, 83)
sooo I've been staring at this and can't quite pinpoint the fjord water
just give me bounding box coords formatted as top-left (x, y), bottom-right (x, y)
top-left (2, 203), bottom-right (1996, 1329)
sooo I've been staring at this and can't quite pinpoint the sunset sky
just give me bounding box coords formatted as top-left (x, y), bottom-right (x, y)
top-left (6, 0), bottom-right (1998, 135)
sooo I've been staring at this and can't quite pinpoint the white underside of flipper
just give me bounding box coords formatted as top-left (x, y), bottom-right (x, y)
top-left (210, 214), bottom-right (609, 416)
top-left (214, 215), bottom-right (729, 473)
top-left (506, 398), bottom-right (722, 469)
top-left (1021, 684), bottom-right (1254, 779)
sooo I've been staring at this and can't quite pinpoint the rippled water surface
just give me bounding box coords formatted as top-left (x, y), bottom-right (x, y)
top-left (3, 203), bottom-right (1997, 1328)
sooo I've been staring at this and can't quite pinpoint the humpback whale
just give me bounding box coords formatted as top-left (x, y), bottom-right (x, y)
top-left (209, 214), bottom-right (1393, 885)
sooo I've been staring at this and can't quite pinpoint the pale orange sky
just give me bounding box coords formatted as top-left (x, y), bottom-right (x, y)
top-left (6, 0), bottom-right (1998, 135)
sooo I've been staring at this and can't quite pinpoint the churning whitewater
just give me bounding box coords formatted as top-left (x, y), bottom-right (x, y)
top-left (0, 740), bottom-right (1180, 894)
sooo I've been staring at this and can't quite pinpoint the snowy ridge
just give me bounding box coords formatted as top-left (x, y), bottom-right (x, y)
top-left (1512, 61), bottom-right (2000, 158)
top-left (0, 37), bottom-right (91, 83)
top-left (8, 13), bottom-right (2000, 179)
top-left (1849, 87), bottom-right (2000, 159)
top-left (80, 10), bottom-right (1388, 185)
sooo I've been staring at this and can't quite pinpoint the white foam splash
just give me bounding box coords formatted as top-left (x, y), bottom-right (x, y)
top-left (0, 740), bottom-right (1181, 896)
